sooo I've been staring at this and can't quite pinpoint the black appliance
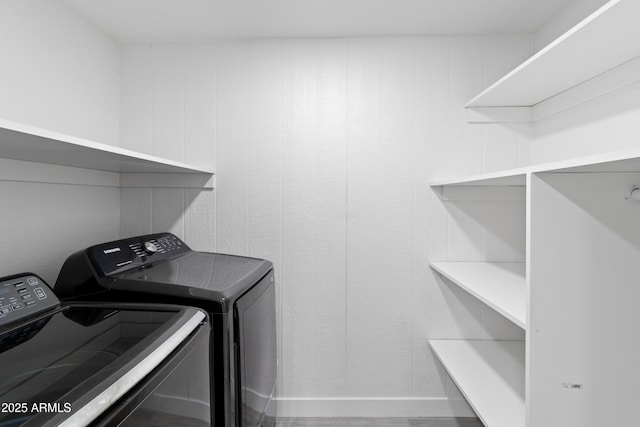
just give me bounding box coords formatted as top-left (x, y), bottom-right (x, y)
top-left (0, 273), bottom-right (211, 426)
top-left (55, 232), bottom-right (277, 427)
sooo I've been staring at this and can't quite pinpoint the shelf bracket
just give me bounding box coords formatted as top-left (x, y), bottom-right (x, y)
top-left (120, 173), bottom-right (215, 189)
top-left (466, 107), bottom-right (532, 124)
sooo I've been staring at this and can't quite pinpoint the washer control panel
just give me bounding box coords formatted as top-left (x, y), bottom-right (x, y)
top-left (87, 233), bottom-right (192, 277)
top-left (0, 274), bottom-right (59, 327)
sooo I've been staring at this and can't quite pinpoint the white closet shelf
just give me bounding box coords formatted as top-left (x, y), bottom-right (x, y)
top-left (431, 145), bottom-right (640, 186)
top-left (430, 340), bottom-right (525, 427)
top-left (0, 118), bottom-right (214, 174)
top-left (466, 0), bottom-right (638, 109)
top-left (430, 262), bottom-right (525, 329)
top-left (431, 169), bottom-right (527, 187)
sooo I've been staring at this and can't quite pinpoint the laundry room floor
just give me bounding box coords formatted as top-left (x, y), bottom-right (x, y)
top-left (268, 418), bottom-right (483, 426)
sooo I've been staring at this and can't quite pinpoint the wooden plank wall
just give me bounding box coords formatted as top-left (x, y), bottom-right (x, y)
top-left (120, 43), bottom-right (217, 250)
top-left (119, 36), bottom-right (532, 416)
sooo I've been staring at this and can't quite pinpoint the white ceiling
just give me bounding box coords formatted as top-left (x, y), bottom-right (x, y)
top-left (62, 0), bottom-right (573, 41)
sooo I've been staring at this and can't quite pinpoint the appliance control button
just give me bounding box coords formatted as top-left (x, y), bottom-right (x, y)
top-left (17, 288), bottom-right (27, 294)
top-left (0, 307), bottom-right (11, 315)
top-left (25, 301), bottom-right (35, 306)
top-left (27, 277), bottom-right (38, 286)
top-left (34, 288), bottom-right (46, 300)
top-left (12, 303), bottom-right (23, 310)
top-left (144, 241), bottom-right (159, 254)
top-left (22, 294), bottom-right (32, 300)
top-left (13, 282), bottom-right (24, 288)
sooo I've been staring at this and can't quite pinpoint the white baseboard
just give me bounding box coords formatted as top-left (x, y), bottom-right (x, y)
top-left (246, 387), bottom-right (271, 417)
top-left (274, 397), bottom-right (475, 418)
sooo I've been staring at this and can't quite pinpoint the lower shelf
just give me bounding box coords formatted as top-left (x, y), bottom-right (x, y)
top-left (429, 339), bottom-right (525, 427)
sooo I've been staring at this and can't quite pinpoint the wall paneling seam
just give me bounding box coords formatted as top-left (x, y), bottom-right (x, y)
top-left (344, 39), bottom-right (350, 390)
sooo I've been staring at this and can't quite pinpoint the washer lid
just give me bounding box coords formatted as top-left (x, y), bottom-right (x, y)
top-left (0, 304), bottom-right (205, 426)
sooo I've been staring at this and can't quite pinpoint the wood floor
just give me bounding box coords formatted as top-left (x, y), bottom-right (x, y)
top-left (268, 418), bottom-right (483, 427)
top-left (119, 410), bottom-right (483, 427)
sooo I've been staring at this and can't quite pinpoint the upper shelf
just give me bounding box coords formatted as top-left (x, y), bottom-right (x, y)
top-left (0, 118), bottom-right (214, 174)
top-left (466, 0), bottom-right (639, 108)
top-left (431, 145), bottom-right (640, 186)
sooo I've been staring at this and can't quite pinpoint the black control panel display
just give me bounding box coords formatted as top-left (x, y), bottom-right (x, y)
top-left (0, 274), bottom-right (60, 328)
top-left (87, 233), bottom-right (192, 277)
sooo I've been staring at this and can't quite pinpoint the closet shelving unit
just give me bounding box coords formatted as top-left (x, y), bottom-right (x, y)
top-left (429, 1), bottom-right (640, 426)
top-left (0, 118), bottom-right (215, 187)
top-left (430, 148), bottom-right (640, 425)
top-left (430, 147), bottom-right (640, 427)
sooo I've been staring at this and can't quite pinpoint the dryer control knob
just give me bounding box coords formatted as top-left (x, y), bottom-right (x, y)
top-left (144, 241), bottom-right (159, 254)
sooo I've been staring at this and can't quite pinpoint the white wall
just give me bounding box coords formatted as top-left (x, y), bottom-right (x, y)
top-left (533, 0), bottom-right (609, 52)
top-left (0, 0), bottom-right (121, 283)
top-left (0, 0), bottom-right (120, 145)
top-left (530, 0), bottom-right (640, 164)
top-left (0, 175), bottom-right (120, 284)
top-left (532, 79), bottom-right (640, 163)
top-left (119, 43), bottom-right (216, 247)
top-left (119, 35), bottom-right (532, 417)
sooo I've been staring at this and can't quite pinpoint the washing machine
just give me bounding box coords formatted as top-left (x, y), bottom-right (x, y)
top-left (0, 272), bottom-right (212, 426)
top-left (54, 232), bottom-right (277, 427)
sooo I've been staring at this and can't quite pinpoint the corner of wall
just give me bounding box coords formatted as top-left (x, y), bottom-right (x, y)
top-left (0, 0), bottom-right (121, 145)
top-left (533, 0), bottom-right (610, 52)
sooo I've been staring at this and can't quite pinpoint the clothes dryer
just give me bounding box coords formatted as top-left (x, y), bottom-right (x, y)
top-left (55, 233), bottom-right (276, 427)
